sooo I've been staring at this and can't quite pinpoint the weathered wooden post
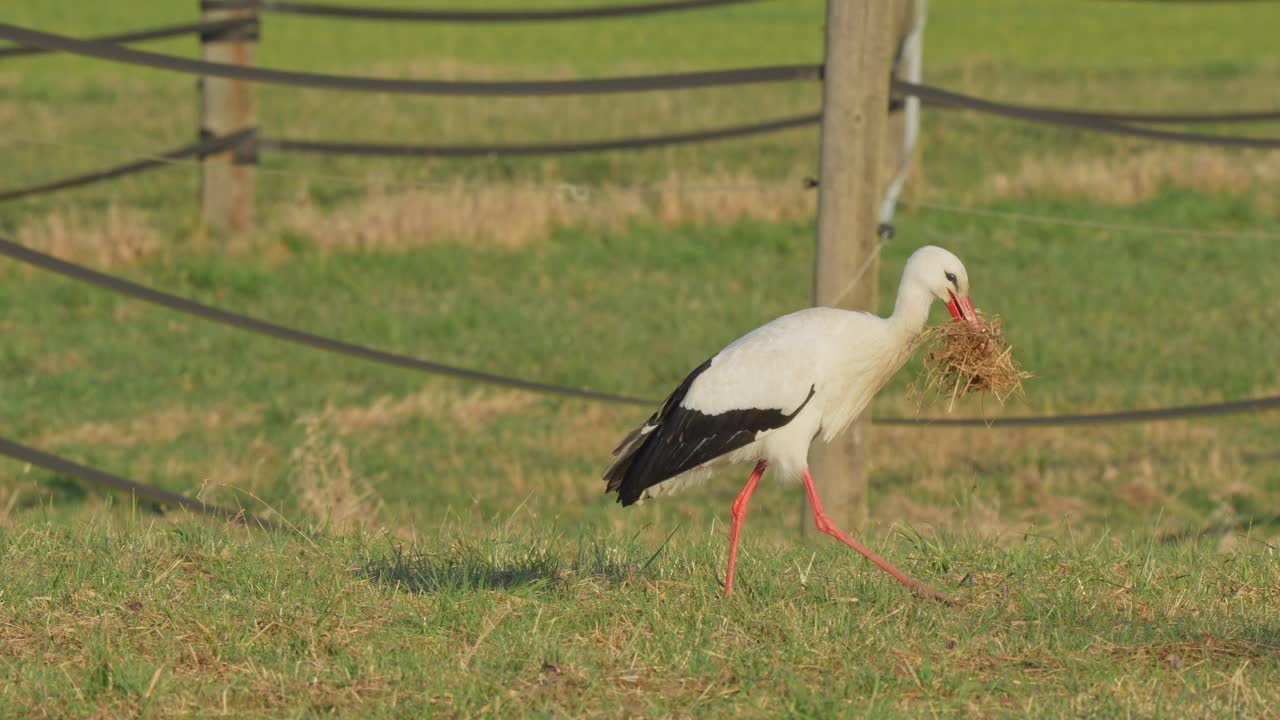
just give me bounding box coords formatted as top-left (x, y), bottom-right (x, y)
top-left (807, 0), bottom-right (897, 532)
top-left (199, 0), bottom-right (257, 232)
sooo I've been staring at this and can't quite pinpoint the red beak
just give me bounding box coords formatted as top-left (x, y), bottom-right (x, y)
top-left (946, 290), bottom-right (980, 326)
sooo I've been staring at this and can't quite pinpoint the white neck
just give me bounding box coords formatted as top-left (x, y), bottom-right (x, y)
top-left (886, 275), bottom-right (935, 345)
top-left (817, 275), bottom-right (936, 444)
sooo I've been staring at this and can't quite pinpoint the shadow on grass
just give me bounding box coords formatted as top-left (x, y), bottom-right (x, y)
top-left (1158, 514), bottom-right (1280, 545)
top-left (361, 533), bottom-right (672, 594)
top-left (13, 473), bottom-right (165, 516)
top-left (1241, 628), bottom-right (1280, 656)
top-left (1113, 627), bottom-right (1280, 666)
top-left (363, 550), bottom-right (566, 593)
top-left (9, 474), bottom-right (91, 514)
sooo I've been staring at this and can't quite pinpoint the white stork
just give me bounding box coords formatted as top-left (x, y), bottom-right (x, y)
top-left (604, 245), bottom-right (980, 602)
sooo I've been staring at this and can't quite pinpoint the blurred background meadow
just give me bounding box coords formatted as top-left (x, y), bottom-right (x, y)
top-left (2, 1), bottom-right (1279, 716)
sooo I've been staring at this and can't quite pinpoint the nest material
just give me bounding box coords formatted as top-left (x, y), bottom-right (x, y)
top-left (911, 313), bottom-right (1032, 412)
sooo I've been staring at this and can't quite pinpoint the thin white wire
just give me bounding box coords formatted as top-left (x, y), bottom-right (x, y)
top-left (913, 200), bottom-right (1280, 241)
top-left (831, 234), bottom-right (892, 308)
top-left (1, 135), bottom-right (810, 196)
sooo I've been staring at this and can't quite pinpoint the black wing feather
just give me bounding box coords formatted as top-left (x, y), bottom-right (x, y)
top-left (603, 357), bottom-right (814, 506)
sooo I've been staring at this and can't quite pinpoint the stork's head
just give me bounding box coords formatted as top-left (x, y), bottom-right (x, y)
top-left (904, 245), bottom-right (979, 326)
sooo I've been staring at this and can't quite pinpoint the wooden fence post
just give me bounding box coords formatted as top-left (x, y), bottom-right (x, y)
top-left (199, 1), bottom-right (258, 233)
top-left (806, 0), bottom-right (896, 533)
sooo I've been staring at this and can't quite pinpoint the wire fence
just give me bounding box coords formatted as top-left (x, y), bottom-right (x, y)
top-left (3, 236), bottom-right (1276, 429)
top-left (261, 112), bottom-right (821, 158)
top-left (0, 17), bottom-right (253, 59)
top-left (5, 21), bottom-right (1279, 121)
top-left (0, 24), bottom-right (823, 96)
top-left (896, 80), bottom-right (1280, 149)
top-left (4, 98), bottom-right (1277, 206)
top-left (3, 230), bottom-right (1278, 529)
top-left (6, 131), bottom-right (1277, 245)
top-left (203, 0), bottom-right (764, 22)
top-left (2, 134), bottom-right (816, 196)
top-left (3, 19), bottom-right (1279, 206)
top-left (0, 117), bottom-right (822, 202)
top-left (3, 8), bottom-right (1278, 528)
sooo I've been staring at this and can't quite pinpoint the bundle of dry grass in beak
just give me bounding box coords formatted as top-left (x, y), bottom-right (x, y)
top-left (912, 313), bottom-right (1032, 412)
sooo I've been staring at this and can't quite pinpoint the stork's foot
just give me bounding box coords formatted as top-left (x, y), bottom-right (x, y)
top-left (907, 580), bottom-right (964, 606)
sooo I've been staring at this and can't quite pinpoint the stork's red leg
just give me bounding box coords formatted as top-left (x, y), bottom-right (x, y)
top-left (801, 468), bottom-right (960, 605)
top-left (724, 460), bottom-right (767, 597)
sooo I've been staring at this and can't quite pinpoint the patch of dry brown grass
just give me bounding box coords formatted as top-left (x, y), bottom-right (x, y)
top-left (15, 204), bottom-right (163, 268)
top-left (985, 146), bottom-right (1280, 206)
top-left (280, 175), bottom-right (815, 251)
top-left (36, 405), bottom-right (264, 450)
top-left (1105, 635), bottom-right (1280, 668)
top-left (863, 399), bottom-right (1247, 540)
top-left (307, 385), bottom-right (536, 436)
top-left (32, 349), bottom-right (87, 376)
top-left (4, 172), bottom-right (815, 268)
top-left (289, 413), bottom-right (384, 533)
top-left (0, 483), bottom-right (22, 527)
top-left (191, 437), bottom-right (282, 504)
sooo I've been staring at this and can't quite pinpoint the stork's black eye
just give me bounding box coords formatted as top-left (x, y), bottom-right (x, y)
top-left (944, 271), bottom-right (958, 289)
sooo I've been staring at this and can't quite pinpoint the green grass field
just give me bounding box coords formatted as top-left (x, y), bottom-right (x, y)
top-left (2, 1), bottom-right (1280, 716)
top-left (4, 519), bottom-right (1280, 717)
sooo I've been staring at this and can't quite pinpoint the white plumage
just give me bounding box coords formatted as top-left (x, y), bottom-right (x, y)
top-left (604, 245), bottom-right (979, 602)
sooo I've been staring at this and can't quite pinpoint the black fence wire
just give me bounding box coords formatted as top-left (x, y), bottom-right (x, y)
top-left (980, 105), bottom-right (1280, 126)
top-left (876, 396), bottom-right (1280, 427)
top-left (0, 130), bottom-right (255, 203)
top-left (0, 18), bottom-right (252, 60)
top-left (0, 237), bottom-right (650, 406)
top-left (0, 435), bottom-right (284, 531)
top-left (891, 84), bottom-right (1280, 126)
top-left (7, 20), bottom-right (1280, 127)
top-left (0, 24), bottom-right (822, 96)
top-left (2, 236), bottom-right (1278, 429)
top-left (0, 115), bottom-right (823, 204)
top-left (894, 80), bottom-right (1280, 149)
top-left (267, 86), bottom-right (1280, 159)
top-left (5, 135), bottom-right (808, 195)
top-left (262, 112), bottom-right (819, 158)
top-left (2, 21), bottom-right (1276, 163)
top-left (203, 0), bottom-right (764, 22)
